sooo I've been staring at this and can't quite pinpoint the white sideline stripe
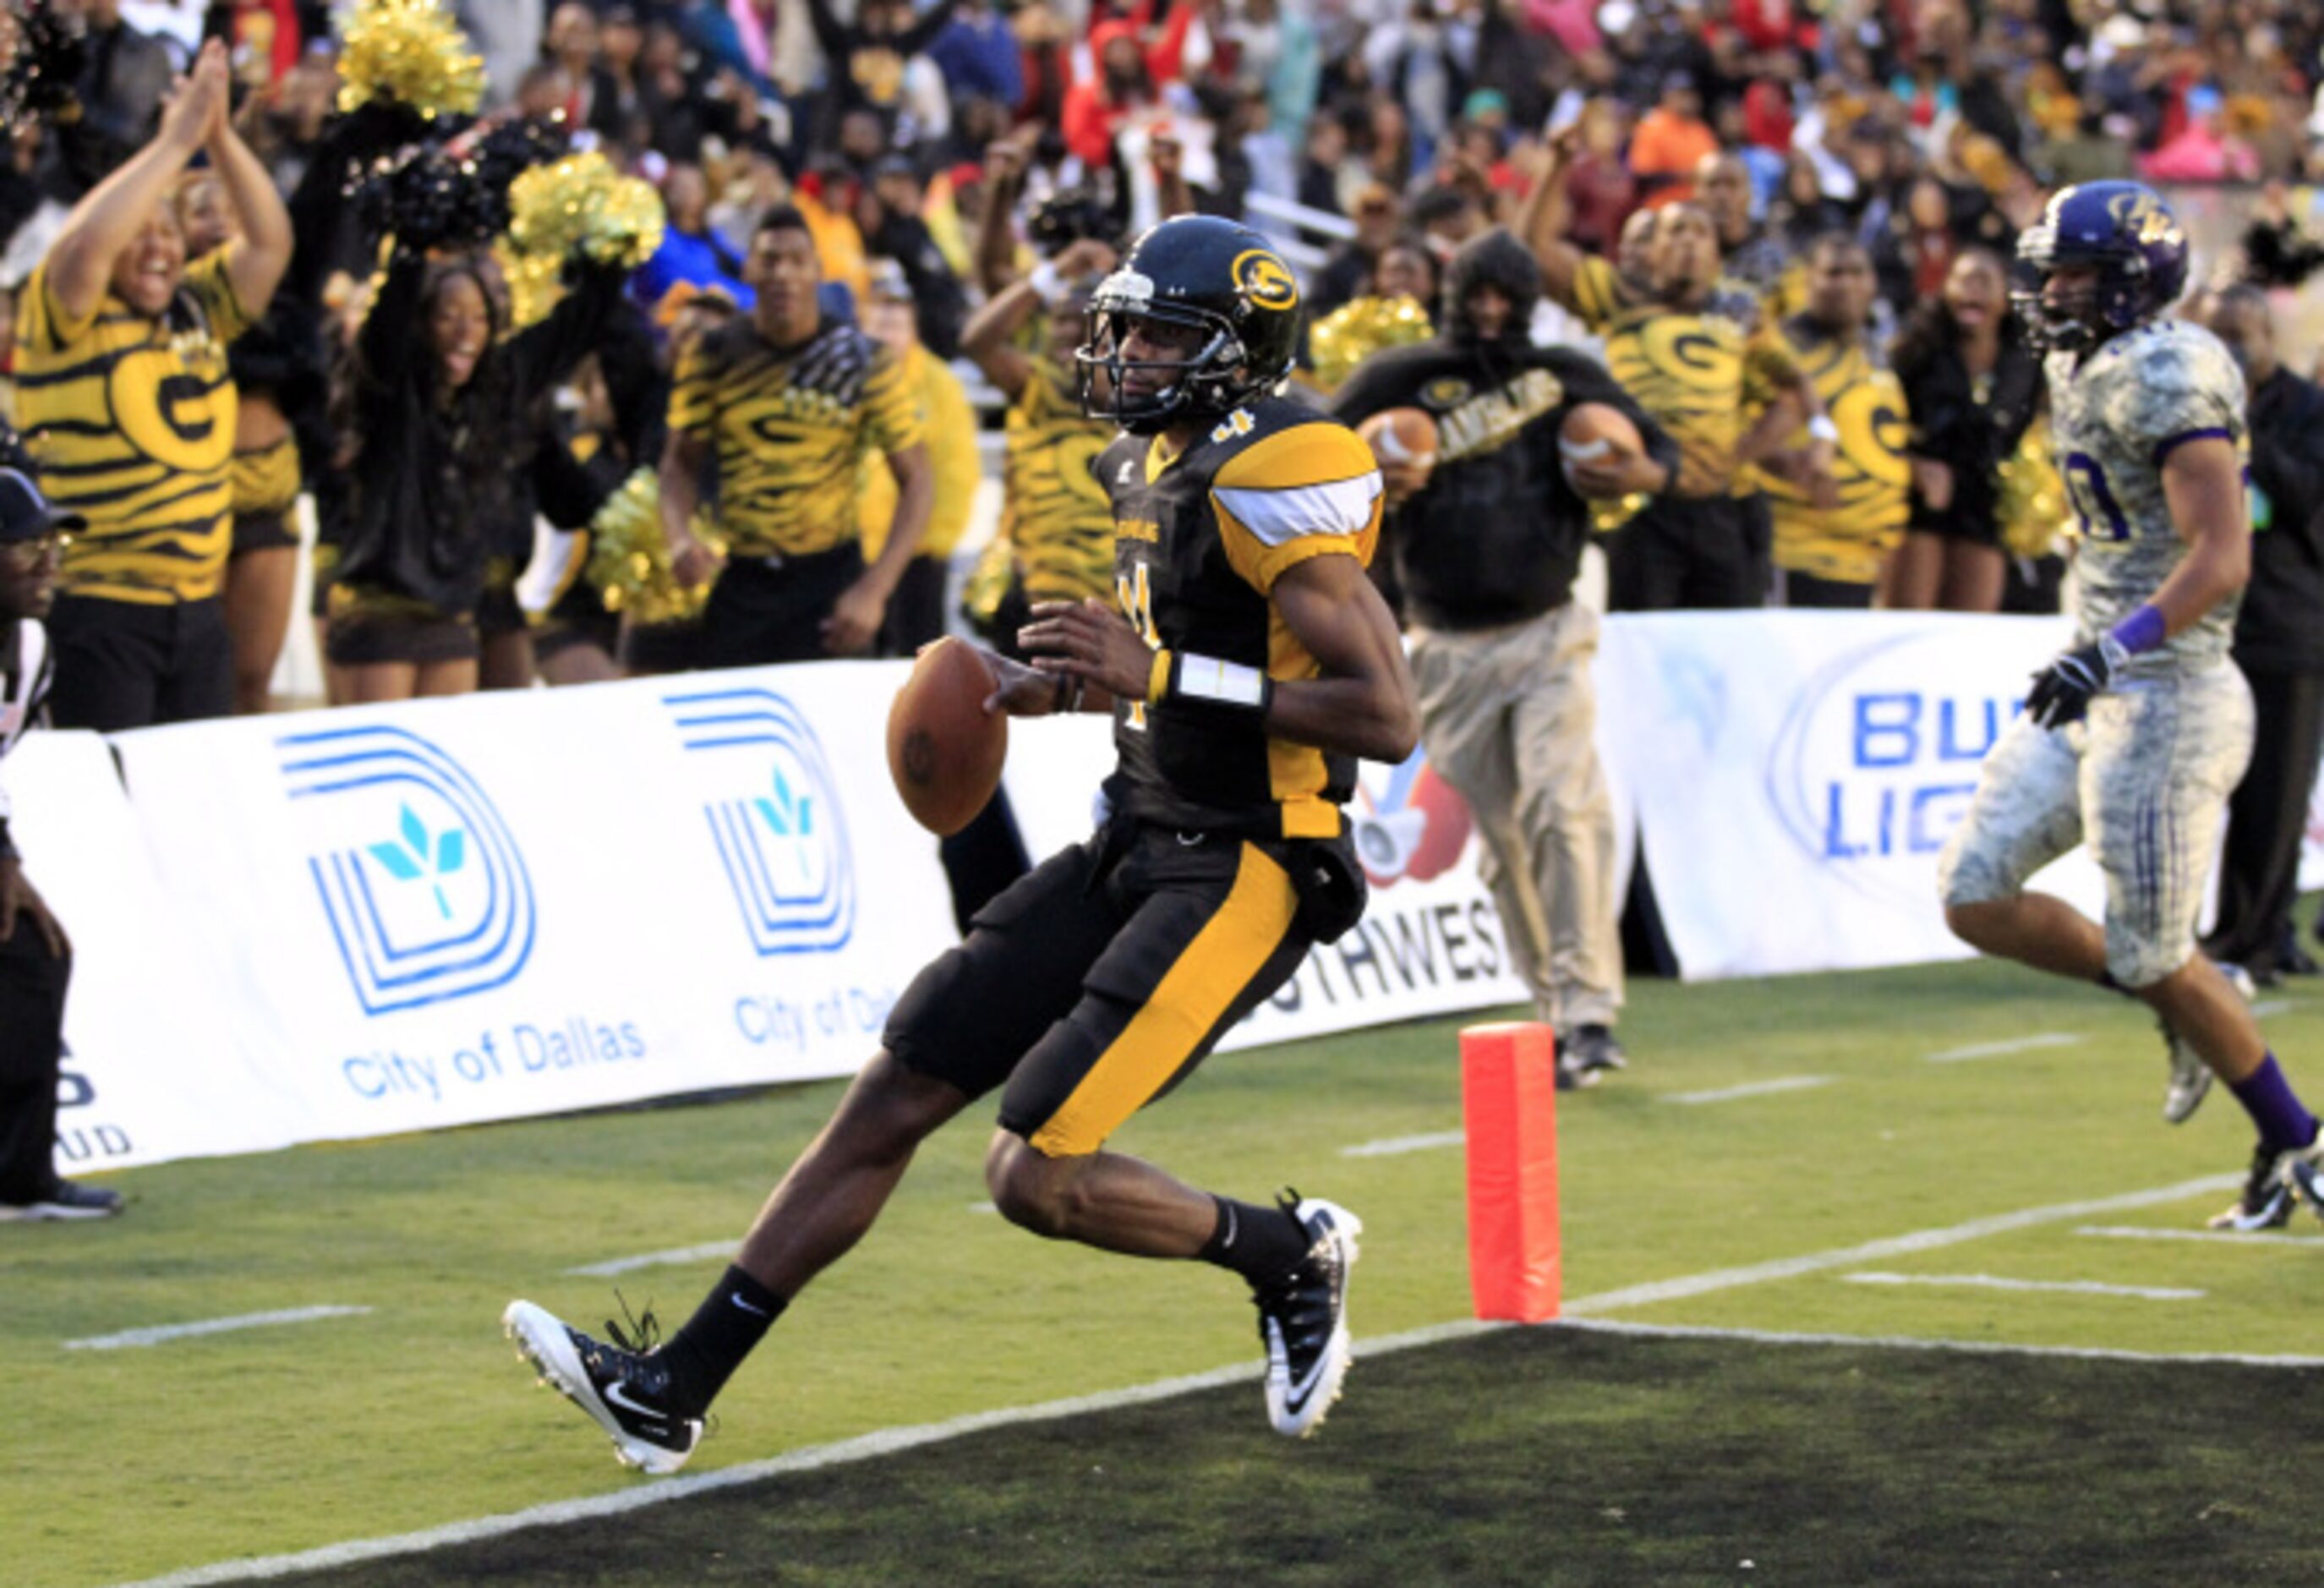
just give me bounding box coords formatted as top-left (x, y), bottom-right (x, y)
top-left (1560, 1173), bottom-right (2238, 1316)
top-left (1546, 1317), bottom-right (2324, 1370)
top-left (2076, 1223), bottom-right (2324, 1248)
top-left (566, 1241), bottom-right (732, 1278)
top-left (1340, 1130), bottom-right (1466, 1158)
top-left (63, 1306), bottom-right (373, 1352)
top-left (113, 1317), bottom-right (1488, 1588)
top-left (2251, 999), bottom-right (2294, 1017)
top-left (1660, 1076), bottom-right (1834, 1106)
top-left (1842, 1272), bottom-right (2204, 1301)
top-left (1924, 1032), bottom-right (2086, 1062)
top-left (967, 1201), bottom-right (998, 1214)
top-left (115, 1170), bottom-right (2242, 1588)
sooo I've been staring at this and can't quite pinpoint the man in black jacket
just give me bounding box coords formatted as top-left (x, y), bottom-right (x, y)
top-left (1333, 229), bottom-right (1676, 1085)
top-left (2201, 286), bottom-right (2324, 983)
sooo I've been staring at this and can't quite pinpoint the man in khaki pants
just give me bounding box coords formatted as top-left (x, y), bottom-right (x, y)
top-left (1335, 231), bottom-right (1676, 1086)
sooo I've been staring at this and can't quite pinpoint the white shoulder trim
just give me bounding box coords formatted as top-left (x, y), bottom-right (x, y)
top-left (1213, 474), bottom-right (1383, 547)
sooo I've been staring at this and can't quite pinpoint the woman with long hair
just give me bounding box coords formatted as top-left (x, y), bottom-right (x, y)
top-left (325, 245), bottom-right (621, 703)
top-left (1881, 246), bottom-right (2042, 611)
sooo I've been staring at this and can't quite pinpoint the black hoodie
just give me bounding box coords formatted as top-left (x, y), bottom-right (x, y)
top-left (1331, 230), bottom-right (1676, 630)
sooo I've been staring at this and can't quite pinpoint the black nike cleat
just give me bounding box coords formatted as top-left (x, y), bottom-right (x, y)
top-left (504, 1299), bottom-right (702, 1474)
top-left (2208, 1141), bottom-right (2296, 1232)
top-left (1250, 1193), bottom-right (1362, 1438)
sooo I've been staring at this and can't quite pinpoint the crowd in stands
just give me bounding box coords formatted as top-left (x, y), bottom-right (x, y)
top-left (0, 0), bottom-right (2320, 730)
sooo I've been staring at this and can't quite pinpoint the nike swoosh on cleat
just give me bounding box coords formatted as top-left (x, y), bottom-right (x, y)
top-left (601, 1380), bottom-right (669, 1423)
top-left (1282, 1334), bottom-right (1342, 1407)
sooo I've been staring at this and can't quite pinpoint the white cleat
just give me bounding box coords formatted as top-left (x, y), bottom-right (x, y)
top-left (1251, 1195), bottom-right (1362, 1438)
top-left (503, 1300), bottom-right (702, 1476)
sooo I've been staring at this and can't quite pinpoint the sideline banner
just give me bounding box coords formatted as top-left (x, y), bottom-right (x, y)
top-left (4, 732), bottom-right (305, 1171)
top-left (109, 665), bottom-right (957, 1164)
top-left (1593, 611), bottom-right (2108, 981)
top-left (81, 673), bottom-right (1524, 1169)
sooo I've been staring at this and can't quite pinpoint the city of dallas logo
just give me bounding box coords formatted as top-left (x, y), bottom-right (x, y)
top-left (279, 723), bottom-right (536, 1015)
top-left (664, 686), bottom-right (857, 956)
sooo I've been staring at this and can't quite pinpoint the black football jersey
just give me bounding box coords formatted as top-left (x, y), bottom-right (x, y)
top-left (1095, 392), bottom-right (1382, 839)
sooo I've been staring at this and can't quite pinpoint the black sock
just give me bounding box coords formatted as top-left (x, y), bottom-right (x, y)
top-left (660, 1265), bottom-right (785, 1413)
top-left (1198, 1196), bottom-right (1312, 1285)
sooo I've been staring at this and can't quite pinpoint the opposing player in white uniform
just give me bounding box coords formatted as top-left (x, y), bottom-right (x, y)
top-left (1938, 183), bottom-right (2324, 1230)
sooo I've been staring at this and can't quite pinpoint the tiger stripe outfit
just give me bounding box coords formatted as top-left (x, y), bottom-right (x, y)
top-left (965, 357), bottom-right (1118, 656)
top-left (12, 255), bottom-right (250, 727)
top-left (1566, 254), bottom-right (1798, 610)
top-left (1763, 315), bottom-right (1911, 598)
top-left (668, 315), bottom-right (921, 665)
top-left (884, 393), bottom-right (1382, 1156)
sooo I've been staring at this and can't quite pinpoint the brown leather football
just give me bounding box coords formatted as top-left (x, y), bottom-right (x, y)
top-left (887, 638), bottom-right (1008, 836)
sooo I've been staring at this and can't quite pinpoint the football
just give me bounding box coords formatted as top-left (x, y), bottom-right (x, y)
top-left (1557, 402), bottom-right (1644, 495)
top-left (886, 638), bottom-right (1008, 836)
top-left (1357, 406), bottom-right (1441, 471)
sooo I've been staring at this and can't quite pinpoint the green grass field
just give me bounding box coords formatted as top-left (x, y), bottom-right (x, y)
top-left (15, 951), bottom-right (2324, 1587)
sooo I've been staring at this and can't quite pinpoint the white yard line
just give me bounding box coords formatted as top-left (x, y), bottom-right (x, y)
top-left (1924, 1032), bottom-right (2086, 1063)
top-left (63, 1306), bottom-right (373, 1353)
top-left (114, 1169), bottom-right (2245, 1588)
top-left (2076, 1223), bottom-right (2324, 1248)
top-left (2250, 999), bottom-right (2294, 1018)
top-left (1339, 1129), bottom-right (1466, 1158)
top-left (1546, 1317), bottom-right (2324, 1370)
top-left (1842, 1272), bottom-right (2203, 1301)
top-left (1660, 1076), bottom-right (1835, 1106)
top-left (565, 1241), bottom-right (733, 1279)
top-left (1560, 1173), bottom-right (2237, 1316)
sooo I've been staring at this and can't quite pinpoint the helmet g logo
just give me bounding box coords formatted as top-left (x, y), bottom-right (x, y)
top-left (1233, 249), bottom-right (1299, 312)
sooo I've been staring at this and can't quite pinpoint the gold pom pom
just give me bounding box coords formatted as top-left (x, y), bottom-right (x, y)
top-left (1307, 295), bottom-right (1433, 392)
top-left (489, 238), bottom-right (568, 331)
top-left (336, 0), bottom-right (485, 118)
top-left (1997, 415), bottom-right (2069, 560)
top-left (509, 153), bottom-right (667, 272)
top-left (584, 469), bottom-right (727, 627)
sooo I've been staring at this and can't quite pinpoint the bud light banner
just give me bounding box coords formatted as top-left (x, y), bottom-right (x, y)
top-left (1593, 611), bottom-right (2109, 980)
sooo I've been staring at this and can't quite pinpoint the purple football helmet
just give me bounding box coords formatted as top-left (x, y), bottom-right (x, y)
top-left (2012, 181), bottom-right (2190, 353)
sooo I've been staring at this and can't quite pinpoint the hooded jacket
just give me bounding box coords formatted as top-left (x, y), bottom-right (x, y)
top-left (1331, 230), bottom-right (1676, 630)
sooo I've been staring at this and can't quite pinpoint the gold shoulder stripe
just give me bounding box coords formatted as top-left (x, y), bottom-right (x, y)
top-left (1212, 422), bottom-right (1376, 492)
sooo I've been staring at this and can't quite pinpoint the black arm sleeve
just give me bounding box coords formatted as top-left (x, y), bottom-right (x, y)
top-left (505, 261), bottom-right (627, 407)
top-left (896, 0), bottom-right (965, 57)
top-left (802, 0), bottom-right (852, 64)
top-left (357, 248), bottom-right (429, 395)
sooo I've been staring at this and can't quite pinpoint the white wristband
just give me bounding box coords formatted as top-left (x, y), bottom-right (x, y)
top-left (1027, 261), bottom-right (1065, 306)
top-left (1173, 652), bottom-right (1271, 710)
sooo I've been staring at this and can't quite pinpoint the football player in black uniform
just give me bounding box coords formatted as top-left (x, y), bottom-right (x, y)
top-left (505, 217), bottom-right (1419, 1472)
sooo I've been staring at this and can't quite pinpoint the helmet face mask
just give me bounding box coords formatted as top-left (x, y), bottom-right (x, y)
top-left (1077, 300), bottom-right (1249, 434)
top-left (2011, 181), bottom-right (2188, 355)
top-left (1074, 216), bottom-right (1301, 435)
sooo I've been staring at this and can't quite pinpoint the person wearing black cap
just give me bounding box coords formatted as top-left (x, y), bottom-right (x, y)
top-left (0, 466), bottom-right (120, 1221)
top-left (2199, 286), bottom-right (2324, 984)
top-left (1332, 229), bottom-right (1678, 1087)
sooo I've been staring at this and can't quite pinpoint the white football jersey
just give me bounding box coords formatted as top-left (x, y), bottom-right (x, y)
top-left (2047, 319), bottom-right (2247, 678)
